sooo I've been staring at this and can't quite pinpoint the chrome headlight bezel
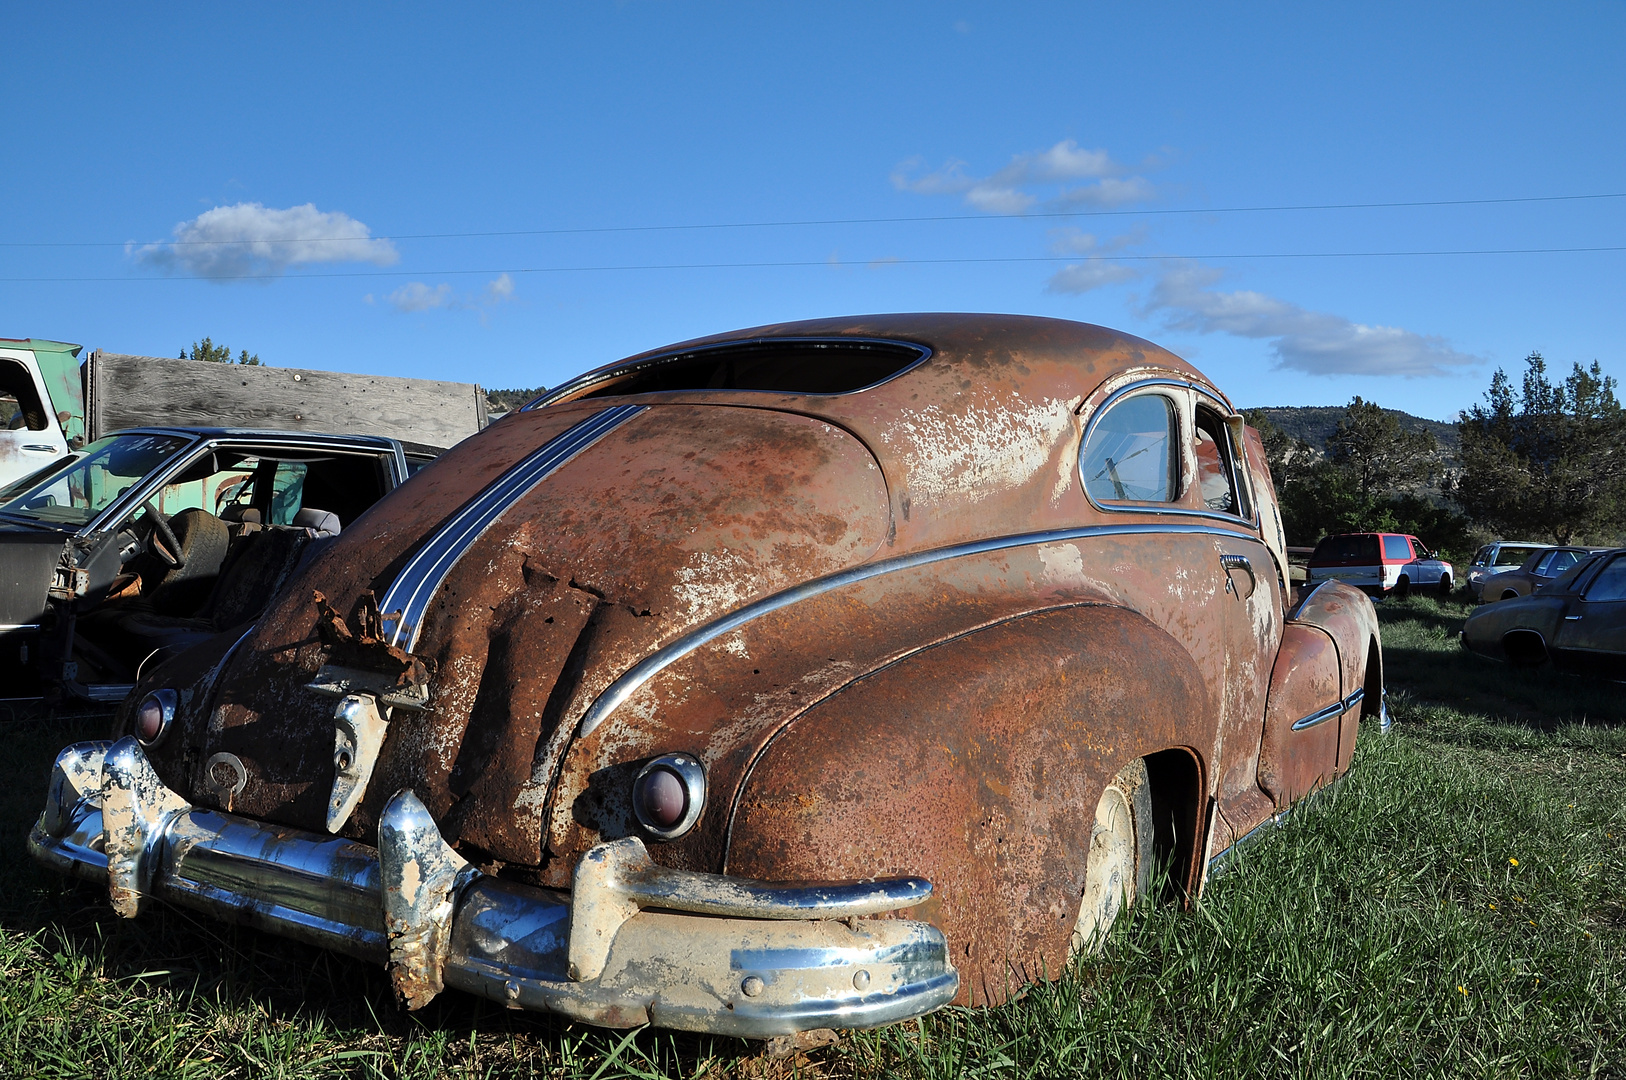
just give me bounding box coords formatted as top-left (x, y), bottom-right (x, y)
top-left (632, 753), bottom-right (707, 841)
top-left (134, 688), bottom-right (177, 748)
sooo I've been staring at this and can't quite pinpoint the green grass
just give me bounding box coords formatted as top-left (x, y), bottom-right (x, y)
top-left (2, 597), bottom-right (1623, 1078)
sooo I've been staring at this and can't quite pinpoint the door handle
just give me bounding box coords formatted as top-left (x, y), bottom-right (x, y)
top-left (22, 444), bottom-right (59, 454)
top-left (1564, 615), bottom-right (1582, 621)
top-left (1221, 554), bottom-right (1256, 600)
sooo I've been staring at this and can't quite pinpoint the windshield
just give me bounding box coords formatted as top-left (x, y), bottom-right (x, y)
top-left (0, 433), bottom-right (191, 527)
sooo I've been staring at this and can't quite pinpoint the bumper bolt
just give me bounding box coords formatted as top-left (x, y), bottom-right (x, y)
top-left (853, 969), bottom-right (871, 990)
top-left (741, 975), bottom-right (764, 997)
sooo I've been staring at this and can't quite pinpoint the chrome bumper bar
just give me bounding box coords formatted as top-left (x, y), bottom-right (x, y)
top-left (30, 739), bottom-right (958, 1036)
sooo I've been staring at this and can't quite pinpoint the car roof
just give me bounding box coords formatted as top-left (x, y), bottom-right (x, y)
top-left (104, 426), bottom-right (402, 451)
top-left (533, 313), bottom-right (1222, 411)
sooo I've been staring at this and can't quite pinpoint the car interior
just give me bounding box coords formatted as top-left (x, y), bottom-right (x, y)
top-left (74, 446), bottom-right (392, 681)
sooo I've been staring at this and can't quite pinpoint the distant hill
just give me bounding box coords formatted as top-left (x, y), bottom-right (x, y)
top-left (1251, 405), bottom-right (1459, 454)
top-left (485, 387), bottom-right (546, 414)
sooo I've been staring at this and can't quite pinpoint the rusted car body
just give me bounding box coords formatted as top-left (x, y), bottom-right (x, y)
top-left (1462, 548), bottom-right (1625, 675)
top-left (32, 315), bottom-right (1385, 1036)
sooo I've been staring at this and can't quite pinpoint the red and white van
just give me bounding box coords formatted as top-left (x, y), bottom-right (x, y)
top-left (1306, 532), bottom-right (1454, 598)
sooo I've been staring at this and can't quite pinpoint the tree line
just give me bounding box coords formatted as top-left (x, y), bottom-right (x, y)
top-left (1246, 352), bottom-right (1625, 557)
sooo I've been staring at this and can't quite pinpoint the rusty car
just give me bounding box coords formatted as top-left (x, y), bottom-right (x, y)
top-left (1462, 547), bottom-right (1625, 675)
top-left (1, 427), bottom-right (430, 702)
top-left (30, 314), bottom-right (1385, 1039)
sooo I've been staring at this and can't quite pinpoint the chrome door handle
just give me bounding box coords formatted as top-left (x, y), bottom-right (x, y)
top-left (1564, 615), bottom-right (1582, 621)
top-left (22, 444), bottom-right (59, 454)
top-left (1221, 554), bottom-right (1256, 599)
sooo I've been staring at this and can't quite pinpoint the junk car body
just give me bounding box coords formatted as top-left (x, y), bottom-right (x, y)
top-left (1476, 545), bottom-right (1608, 604)
top-left (1305, 531), bottom-right (1453, 598)
top-left (31, 315), bottom-right (1385, 1037)
top-left (0, 427), bottom-right (423, 701)
top-left (1462, 548), bottom-right (1626, 675)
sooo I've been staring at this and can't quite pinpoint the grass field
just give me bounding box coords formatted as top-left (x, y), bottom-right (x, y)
top-left (2, 595), bottom-right (1622, 1078)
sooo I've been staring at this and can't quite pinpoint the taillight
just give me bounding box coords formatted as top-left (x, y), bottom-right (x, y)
top-left (632, 754), bottom-right (706, 840)
top-left (135, 688), bottom-right (177, 747)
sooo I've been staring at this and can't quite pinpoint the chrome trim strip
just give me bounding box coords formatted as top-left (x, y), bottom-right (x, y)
top-left (526, 336), bottom-right (932, 410)
top-left (1206, 773), bottom-right (1347, 882)
top-left (1289, 687), bottom-right (1365, 731)
top-left (0, 623), bottom-right (41, 632)
top-left (380, 405), bottom-right (645, 649)
top-left (1287, 579), bottom-right (1335, 621)
top-left (579, 521), bottom-right (1267, 737)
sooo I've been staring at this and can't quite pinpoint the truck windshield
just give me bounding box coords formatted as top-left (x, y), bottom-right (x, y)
top-left (0, 433), bottom-right (190, 527)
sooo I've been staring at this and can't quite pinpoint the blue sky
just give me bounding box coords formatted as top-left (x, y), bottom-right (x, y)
top-left (5, 3), bottom-right (1622, 420)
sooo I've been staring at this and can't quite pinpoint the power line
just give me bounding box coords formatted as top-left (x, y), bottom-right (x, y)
top-left (4, 244), bottom-right (1623, 282)
top-left (4, 191), bottom-right (1625, 249)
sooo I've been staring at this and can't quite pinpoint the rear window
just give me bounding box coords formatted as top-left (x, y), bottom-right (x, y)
top-left (550, 339), bottom-right (928, 402)
top-left (1311, 534), bottom-right (1381, 564)
top-left (1383, 535), bottom-right (1413, 561)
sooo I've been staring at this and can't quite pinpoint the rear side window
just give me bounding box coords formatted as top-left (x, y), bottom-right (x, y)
top-left (1539, 550), bottom-right (1582, 577)
top-left (1583, 555), bottom-right (1626, 602)
top-left (1383, 535), bottom-right (1412, 561)
top-left (1081, 394), bottom-right (1178, 503)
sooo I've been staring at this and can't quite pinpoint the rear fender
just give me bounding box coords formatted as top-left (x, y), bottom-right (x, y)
top-left (723, 604), bottom-right (1210, 1007)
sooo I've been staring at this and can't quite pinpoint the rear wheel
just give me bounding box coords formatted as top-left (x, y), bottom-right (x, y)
top-left (1438, 573), bottom-right (1452, 597)
top-left (1071, 759), bottom-right (1152, 958)
top-left (1393, 576), bottom-right (1411, 599)
top-left (1502, 589), bottom-right (1519, 601)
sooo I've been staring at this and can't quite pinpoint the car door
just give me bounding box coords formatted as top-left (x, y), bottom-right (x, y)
top-left (1188, 400), bottom-right (1286, 839)
top-left (1552, 553), bottom-right (1626, 674)
top-left (0, 351), bottom-right (70, 489)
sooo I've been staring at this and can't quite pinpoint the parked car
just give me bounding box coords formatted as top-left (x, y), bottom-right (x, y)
top-left (0, 427), bottom-right (426, 701)
top-left (1305, 531), bottom-right (1453, 598)
top-left (31, 315), bottom-right (1385, 1039)
top-left (1465, 541), bottom-right (1546, 600)
top-left (1476, 545), bottom-right (1607, 603)
top-left (1461, 548), bottom-right (1624, 675)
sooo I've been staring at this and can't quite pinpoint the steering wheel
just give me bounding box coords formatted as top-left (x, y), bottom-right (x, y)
top-left (141, 501), bottom-right (186, 570)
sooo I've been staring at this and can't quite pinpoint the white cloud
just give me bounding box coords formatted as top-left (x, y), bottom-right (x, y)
top-left (388, 274), bottom-right (516, 315)
top-left (892, 139), bottom-right (1155, 215)
top-left (485, 272), bottom-right (514, 302)
top-left (1043, 227), bottom-right (1150, 292)
top-left (388, 281), bottom-right (455, 312)
top-left (1143, 264), bottom-right (1481, 377)
top-left (1047, 261), bottom-right (1141, 294)
top-left (134, 202), bottom-right (398, 280)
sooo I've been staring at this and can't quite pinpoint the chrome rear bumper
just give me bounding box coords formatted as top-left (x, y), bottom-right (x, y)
top-left (30, 739), bottom-right (958, 1036)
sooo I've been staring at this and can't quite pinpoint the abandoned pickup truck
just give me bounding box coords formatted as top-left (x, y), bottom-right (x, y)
top-left (1, 427), bottom-right (422, 701)
top-left (31, 315), bottom-right (1385, 1038)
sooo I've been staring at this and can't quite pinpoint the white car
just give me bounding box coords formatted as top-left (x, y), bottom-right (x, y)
top-left (1465, 541), bottom-right (1546, 600)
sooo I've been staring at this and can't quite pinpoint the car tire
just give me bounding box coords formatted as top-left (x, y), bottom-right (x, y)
top-left (1502, 589), bottom-right (1518, 601)
top-left (1393, 576), bottom-right (1411, 599)
top-left (1070, 758), bottom-right (1152, 959)
top-left (1438, 574), bottom-right (1452, 597)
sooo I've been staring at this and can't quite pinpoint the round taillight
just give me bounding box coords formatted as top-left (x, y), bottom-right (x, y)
top-left (135, 688), bottom-right (177, 747)
top-left (632, 754), bottom-right (706, 840)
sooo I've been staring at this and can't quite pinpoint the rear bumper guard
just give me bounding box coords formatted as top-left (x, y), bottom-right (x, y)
top-left (29, 739), bottom-right (958, 1037)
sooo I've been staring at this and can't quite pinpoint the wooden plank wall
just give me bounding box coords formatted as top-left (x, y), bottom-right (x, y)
top-left (88, 354), bottom-right (486, 449)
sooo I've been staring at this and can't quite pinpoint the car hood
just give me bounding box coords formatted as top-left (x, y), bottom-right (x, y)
top-left (153, 401), bottom-right (890, 862)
